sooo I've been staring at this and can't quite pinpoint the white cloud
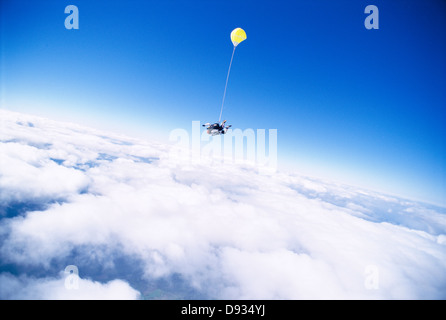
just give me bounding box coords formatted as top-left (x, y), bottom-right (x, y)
top-left (0, 109), bottom-right (445, 299)
top-left (0, 272), bottom-right (140, 300)
top-left (0, 142), bottom-right (89, 205)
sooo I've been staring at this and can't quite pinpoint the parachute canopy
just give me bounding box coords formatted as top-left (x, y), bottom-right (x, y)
top-left (230, 28), bottom-right (247, 47)
top-left (218, 27), bottom-right (247, 123)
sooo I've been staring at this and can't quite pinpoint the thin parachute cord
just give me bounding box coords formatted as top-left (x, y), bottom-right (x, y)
top-left (219, 46), bottom-right (236, 123)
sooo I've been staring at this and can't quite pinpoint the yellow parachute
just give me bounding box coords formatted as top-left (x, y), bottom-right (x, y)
top-left (218, 28), bottom-right (247, 123)
top-left (230, 28), bottom-right (247, 47)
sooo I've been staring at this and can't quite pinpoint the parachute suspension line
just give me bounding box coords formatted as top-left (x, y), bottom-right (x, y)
top-left (219, 45), bottom-right (236, 123)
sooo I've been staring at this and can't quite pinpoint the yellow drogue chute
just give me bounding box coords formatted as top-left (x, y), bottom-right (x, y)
top-left (219, 28), bottom-right (247, 123)
top-left (230, 28), bottom-right (247, 47)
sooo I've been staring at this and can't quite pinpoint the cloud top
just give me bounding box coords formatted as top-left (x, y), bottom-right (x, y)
top-left (1, 109), bottom-right (445, 299)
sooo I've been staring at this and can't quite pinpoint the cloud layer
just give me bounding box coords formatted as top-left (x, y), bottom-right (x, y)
top-left (1, 109), bottom-right (445, 299)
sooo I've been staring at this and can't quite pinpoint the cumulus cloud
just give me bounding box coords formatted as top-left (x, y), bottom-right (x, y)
top-left (0, 142), bottom-right (89, 206)
top-left (0, 109), bottom-right (445, 299)
top-left (0, 272), bottom-right (140, 300)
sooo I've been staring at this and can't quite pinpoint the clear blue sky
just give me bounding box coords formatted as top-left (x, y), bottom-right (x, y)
top-left (1, 0), bottom-right (445, 205)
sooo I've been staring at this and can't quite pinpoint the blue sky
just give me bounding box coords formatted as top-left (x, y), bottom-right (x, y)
top-left (1, 0), bottom-right (445, 205)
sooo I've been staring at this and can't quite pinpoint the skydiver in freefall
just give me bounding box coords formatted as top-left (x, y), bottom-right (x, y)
top-left (202, 120), bottom-right (232, 135)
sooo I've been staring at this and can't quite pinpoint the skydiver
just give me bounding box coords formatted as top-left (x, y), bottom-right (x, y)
top-left (202, 120), bottom-right (232, 135)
